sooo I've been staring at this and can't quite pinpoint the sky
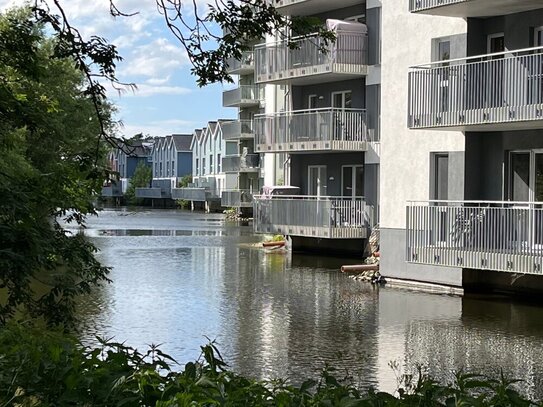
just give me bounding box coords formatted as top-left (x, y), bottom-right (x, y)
top-left (0, 0), bottom-right (235, 137)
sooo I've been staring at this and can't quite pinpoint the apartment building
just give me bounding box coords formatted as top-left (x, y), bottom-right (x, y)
top-left (250, 0), bottom-right (381, 255)
top-left (136, 134), bottom-right (192, 203)
top-left (400, 1), bottom-right (543, 291)
top-left (173, 122), bottom-right (226, 212)
top-left (102, 140), bottom-right (152, 199)
top-left (222, 40), bottom-right (264, 215)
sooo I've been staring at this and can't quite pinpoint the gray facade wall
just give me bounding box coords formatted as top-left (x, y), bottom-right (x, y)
top-left (291, 79), bottom-right (365, 110)
top-left (464, 130), bottom-right (543, 201)
top-left (367, 6), bottom-right (381, 65)
top-left (290, 152), bottom-right (364, 196)
top-left (467, 9), bottom-right (543, 56)
top-left (381, 227), bottom-right (463, 287)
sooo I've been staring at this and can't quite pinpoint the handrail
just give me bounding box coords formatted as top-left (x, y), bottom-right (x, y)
top-left (255, 107), bottom-right (366, 118)
top-left (254, 32), bottom-right (321, 49)
top-left (408, 200), bottom-right (543, 206)
top-left (411, 45), bottom-right (543, 69)
top-left (254, 195), bottom-right (367, 200)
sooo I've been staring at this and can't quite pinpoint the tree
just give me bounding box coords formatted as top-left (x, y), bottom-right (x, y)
top-left (125, 162), bottom-right (153, 205)
top-left (0, 8), bottom-right (115, 326)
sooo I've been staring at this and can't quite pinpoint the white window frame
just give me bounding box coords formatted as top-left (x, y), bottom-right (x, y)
top-left (307, 165), bottom-right (327, 197)
top-left (535, 26), bottom-right (543, 47)
top-left (341, 165), bottom-right (364, 198)
top-left (308, 94), bottom-right (318, 110)
top-left (487, 32), bottom-right (505, 55)
top-left (331, 90), bottom-right (352, 109)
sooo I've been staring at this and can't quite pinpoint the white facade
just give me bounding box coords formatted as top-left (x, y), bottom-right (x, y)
top-left (191, 121), bottom-right (227, 198)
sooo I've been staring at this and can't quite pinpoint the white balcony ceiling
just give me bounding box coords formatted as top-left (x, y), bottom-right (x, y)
top-left (417, 0), bottom-right (543, 17)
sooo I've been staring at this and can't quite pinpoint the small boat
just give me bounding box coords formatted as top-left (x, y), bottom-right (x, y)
top-left (262, 240), bottom-right (286, 248)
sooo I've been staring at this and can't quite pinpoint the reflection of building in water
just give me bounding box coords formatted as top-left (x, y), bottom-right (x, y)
top-left (219, 247), bottom-right (380, 386)
top-left (402, 298), bottom-right (543, 400)
top-left (376, 289), bottom-right (462, 393)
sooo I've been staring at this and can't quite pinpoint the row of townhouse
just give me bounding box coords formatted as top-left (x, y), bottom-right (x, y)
top-left (223, 0), bottom-right (543, 292)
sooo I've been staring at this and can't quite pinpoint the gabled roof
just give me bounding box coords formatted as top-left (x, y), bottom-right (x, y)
top-left (171, 134), bottom-right (192, 152)
top-left (111, 138), bottom-right (151, 157)
top-left (190, 129), bottom-right (203, 150)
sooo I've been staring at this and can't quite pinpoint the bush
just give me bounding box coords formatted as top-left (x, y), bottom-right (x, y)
top-left (0, 324), bottom-right (539, 406)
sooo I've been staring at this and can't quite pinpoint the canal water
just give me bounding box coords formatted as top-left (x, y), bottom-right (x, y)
top-left (77, 208), bottom-right (543, 398)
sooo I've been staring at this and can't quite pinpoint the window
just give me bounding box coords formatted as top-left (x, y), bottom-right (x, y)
top-left (166, 162), bottom-right (170, 177)
top-left (437, 40), bottom-right (450, 64)
top-left (172, 160), bottom-right (175, 176)
top-left (487, 33), bottom-right (505, 58)
top-left (535, 27), bottom-right (543, 47)
top-left (432, 153), bottom-right (449, 201)
top-left (308, 94), bottom-right (318, 110)
top-left (202, 157), bottom-right (206, 175)
top-left (308, 165), bottom-right (327, 197)
top-left (210, 154), bottom-right (213, 173)
top-left (217, 154), bottom-right (221, 172)
top-left (196, 158), bottom-right (199, 176)
top-left (342, 165), bottom-right (364, 198)
top-left (332, 91), bottom-right (352, 109)
top-left (508, 150), bottom-right (543, 202)
top-left (159, 162), bottom-right (163, 178)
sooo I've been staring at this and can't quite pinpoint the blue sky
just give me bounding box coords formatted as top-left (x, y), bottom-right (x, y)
top-left (1, 0), bottom-right (235, 137)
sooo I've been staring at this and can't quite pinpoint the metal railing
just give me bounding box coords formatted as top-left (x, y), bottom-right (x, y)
top-left (255, 31), bottom-right (368, 83)
top-left (222, 189), bottom-right (255, 207)
top-left (171, 187), bottom-right (208, 201)
top-left (221, 120), bottom-right (255, 141)
top-left (254, 108), bottom-right (369, 152)
top-left (101, 184), bottom-right (122, 197)
top-left (135, 188), bottom-right (170, 199)
top-left (406, 200), bottom-right (543, 274)
top-left (409, 0), bottom-right (466, 12)
top-left (226, 51), bottom-right (255, 74)
top-left (222, 85), bottom-right (263, 107)
top-left (222, 154), bottom-right (260, 172)
top-left (408, 46), bottom-right (543, 129)
top-left (254, 195), bottom-right (373, 239)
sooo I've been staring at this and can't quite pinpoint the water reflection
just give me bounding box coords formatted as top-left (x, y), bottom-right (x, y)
top-left (77, 209), bottom-right (543, 398)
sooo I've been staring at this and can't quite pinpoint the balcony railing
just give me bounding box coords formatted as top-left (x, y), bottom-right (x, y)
top-left (254, 108), bottom-right (369, 153)
top-left (221, 120), bottom-right (255, 141)
top-left (254, 195), bottom-right (373, 239)
top-left (222, 154), bottom-right (260, 172)
top-left (135, 188), bottom-right (171, 199)
top-left (255, 31), bottom-right (368, 84)
top-left (172, 187), bottom-right (208, 201)
top-left (101, 184), bottom-right (122, 197)
top-left (408, 46), bottom-right (543, 130)
top-left (222, 85), bottom-right (263, 108)
top-left (409, 0), bottom-right (540, 17)
top-left (226, 51), bottom-right (254, 75)
top-left (406, 200), bottom-right (543, 274)
top-left (222, 189), bottom-right (255, 208)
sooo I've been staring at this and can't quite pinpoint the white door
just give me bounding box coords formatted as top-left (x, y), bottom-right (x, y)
top-left (308, 165), bottom-right (327, 197)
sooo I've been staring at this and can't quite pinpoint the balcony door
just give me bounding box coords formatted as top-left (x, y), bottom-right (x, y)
top-left (486, 33), bottom-right (505, 108)
top-left (308, 165), bottom-right (327, 198)
top-left (342, 165), bottom-right (364, 198)
top-left (332, 91), bottom-right (352, 141)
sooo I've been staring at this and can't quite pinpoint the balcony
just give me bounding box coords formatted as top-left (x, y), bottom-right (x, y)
top-left (271, 0), bottom-right (364, 16)
top-left (408, 0), bottom-right (543, 17)
top-left (408, 47), bottom-right (543, 131)
top-left (222, 154), bottom-right (260, 173)
top-left (406, 200), bottom-right (543, 274)
top-left (221, 120), bottom-right (255, 141)
top-left (101, 183), bottom-right (122, 197)
top-left (172, 188), bottom-right (208, 202)
top-left (254, 108), bottom-right (369, 153)
top-left (254, 196), bottom-right (373, 239)
top-left (255, 31), bottom-right (368, 85)
top-left (226, 51), bottom-right (254, 75)
top-left (222, 189), bottom-right (255, 208)
top-left (135, 188), bottom-right (171, 199)
top-left (222, 85), bottom-right (263, 108)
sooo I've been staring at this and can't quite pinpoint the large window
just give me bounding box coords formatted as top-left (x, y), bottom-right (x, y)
top-left (508, 150), bottom-right (543, 202)
top-left (342, 165), bottom-right (364, 198)
top-left (332, 90), bottom-right (352, 109)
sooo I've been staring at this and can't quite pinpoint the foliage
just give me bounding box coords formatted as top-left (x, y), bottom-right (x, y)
top-left (176, 199), bottom-right (190, 209)
top-left (125, 162), bottom-right (153, 205)
top-left (0, 8), bottom-right (115, 327)
top-left (0, 324), bottom-right (539, 407)
top-left (269, 234), bottom-right (286, 242)
top-left (178, 174), bottom-right (193, 188)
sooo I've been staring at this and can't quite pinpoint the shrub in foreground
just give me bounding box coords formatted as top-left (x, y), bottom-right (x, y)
top-left (0, 324), bottom-right (538, 406)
